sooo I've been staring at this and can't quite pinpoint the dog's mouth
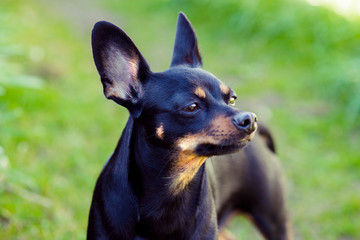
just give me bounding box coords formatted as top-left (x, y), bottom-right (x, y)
top-left (175, 121), bottom-right (256, 158)
top-left (194, 135), bottom-right (254, 157)
top-left (189, 112), bottom-right (257, 157)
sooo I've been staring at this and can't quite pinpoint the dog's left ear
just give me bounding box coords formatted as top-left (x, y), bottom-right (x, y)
top-left (170, 12), bottom-right (202, 68)
top-left (91, 21), bottom-right (150, 118)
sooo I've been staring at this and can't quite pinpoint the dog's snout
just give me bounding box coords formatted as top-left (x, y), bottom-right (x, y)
top-left (232, 112), bottom-right (258, 133)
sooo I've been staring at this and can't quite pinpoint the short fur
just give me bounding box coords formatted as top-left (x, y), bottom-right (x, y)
top-left (87, 12), bottom-right (291, 240)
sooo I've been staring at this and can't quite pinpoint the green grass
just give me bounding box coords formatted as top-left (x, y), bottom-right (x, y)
top-left (1, 0), bottom-right (359, 239)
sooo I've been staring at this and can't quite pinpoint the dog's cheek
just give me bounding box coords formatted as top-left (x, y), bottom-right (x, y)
top-left (176, 133), bottom-right (209, 153)
top-left (156, 123), bottom-right (165, 140)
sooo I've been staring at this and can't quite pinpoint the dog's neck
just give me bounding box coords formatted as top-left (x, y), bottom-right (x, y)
top-left (131, 120), bottom-right (204, 196)
top-left (127, 120), bottom-right (216, 238)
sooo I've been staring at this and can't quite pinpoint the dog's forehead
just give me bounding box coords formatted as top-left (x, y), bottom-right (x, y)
top-left (158, 67), bottom-right (223, 90)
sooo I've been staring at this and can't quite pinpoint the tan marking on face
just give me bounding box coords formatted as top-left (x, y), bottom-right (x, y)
top-left (169, 132), bottom-right (213, 195)
top-left (175, 115), bottom-right (238, 153)
top-left (194, 86), bottom-right (206, 99)
top-left (170, 128), bottom-right (226, 195)
top-left (169, 114), bottom-right (254, 195)
top-left (209, 115), bottom-right (238, 136)
top-left (156, 123), bottom-right (164, 139)
top-left (177, 132), bottom-right (218, 152)
top-left (209, 115), bottom-right (257, 144)
top-left (219, 83), bottom-right (230, 95)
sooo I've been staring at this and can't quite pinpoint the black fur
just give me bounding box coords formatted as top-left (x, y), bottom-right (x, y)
top-left (87, 12), bottom-right (291, 240)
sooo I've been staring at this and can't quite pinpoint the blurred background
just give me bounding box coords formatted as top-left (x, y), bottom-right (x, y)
top-left (1, 0), bottom-right (359, 239)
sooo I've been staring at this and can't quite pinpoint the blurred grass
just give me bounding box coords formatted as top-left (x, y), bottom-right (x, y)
top-left (1, 0), bottom-right (359, 239)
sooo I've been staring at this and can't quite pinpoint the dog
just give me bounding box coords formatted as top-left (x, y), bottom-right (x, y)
top-left (87, 12), bottom-right (291, 240)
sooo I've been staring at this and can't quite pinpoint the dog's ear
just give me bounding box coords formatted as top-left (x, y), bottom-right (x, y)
top-left (91, 21), bottom-right (150, 118)
top-left (170, 12), bottom-right (202, 68)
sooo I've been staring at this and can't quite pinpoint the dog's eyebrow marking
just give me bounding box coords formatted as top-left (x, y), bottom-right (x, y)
top-left (156, 123), bottom-right (164, 139)
top-left (219, 83), bottom-right (230, 95)
top-left (194, 86), bottom-right (206, 99)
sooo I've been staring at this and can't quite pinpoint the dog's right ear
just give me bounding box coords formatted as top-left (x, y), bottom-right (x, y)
top-left (91, 21), bottom-right (150, 117)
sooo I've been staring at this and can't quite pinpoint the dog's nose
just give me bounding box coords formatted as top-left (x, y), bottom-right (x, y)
top-left (232, 112), bottom-right (258, 133)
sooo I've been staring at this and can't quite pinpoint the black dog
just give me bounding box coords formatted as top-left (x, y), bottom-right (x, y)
top-left (88, 12), bottom-right (291, 240)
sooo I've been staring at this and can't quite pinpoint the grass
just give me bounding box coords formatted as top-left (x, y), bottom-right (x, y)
top-left (1, 0), bottom-right (359, 239)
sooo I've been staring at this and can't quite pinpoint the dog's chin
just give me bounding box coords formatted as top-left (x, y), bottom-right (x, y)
top-left (195, 139), bottom-right (251, 157)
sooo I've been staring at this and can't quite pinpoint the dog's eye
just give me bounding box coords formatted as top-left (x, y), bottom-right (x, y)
top-left (229, 96), bottom-right (237, 106)
top-left (183, 103), bottom-right (199, 112)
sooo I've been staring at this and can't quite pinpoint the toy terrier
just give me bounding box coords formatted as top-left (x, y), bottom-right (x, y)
top-left (87, 12), bottom-right (291, 240)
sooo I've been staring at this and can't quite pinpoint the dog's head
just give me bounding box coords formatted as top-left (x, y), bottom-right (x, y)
top-left (92, 13), bottom-right (257, 193)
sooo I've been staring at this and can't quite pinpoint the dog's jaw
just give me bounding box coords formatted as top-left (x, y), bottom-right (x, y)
top-left (168, 117), bottom-right (256, 195)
